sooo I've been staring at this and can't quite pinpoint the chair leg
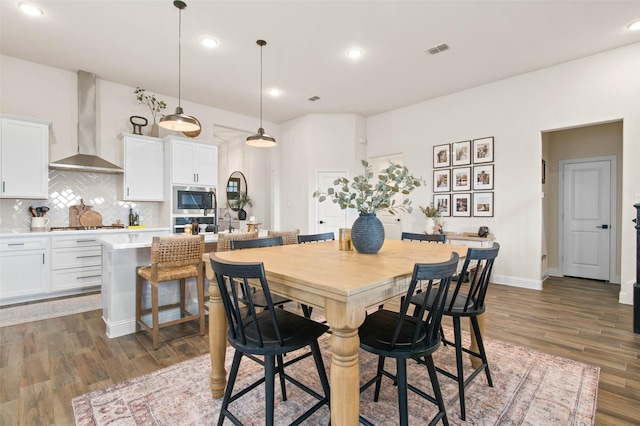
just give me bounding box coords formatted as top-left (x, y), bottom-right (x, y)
top-left (471, 315), bottom-right (493, 387)
top-left (276, 354), bottom-right (287, 401)
top-left (265, 355), bottom-right (275, 426)
top-left (396, 358), bottom-right (409, 426)
top-left (373, 356), bottom-right (386, 402)
top-left (452, 316), bottom-right (466, 420)
top-left (151, 281), bottom-right (160, 350)
top-left (310, 340), bottom-right (330, 400)
top-left (135, 271), bottom-right (142, 332)
top-left (179, 278), bottom-right (186, 317)
top-left (424, 354), bottom-right (449, 426)
top-left (218, 350), bottom-right (242, 426)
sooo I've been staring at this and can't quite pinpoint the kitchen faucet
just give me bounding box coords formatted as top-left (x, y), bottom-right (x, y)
top-left (223, 212), bottom-right (233, 233)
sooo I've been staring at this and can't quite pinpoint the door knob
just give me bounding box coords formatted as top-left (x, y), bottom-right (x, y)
top-left (319, 220), bottom-right (325, 224)
top-left (596, 224), bottom-right (609, 229)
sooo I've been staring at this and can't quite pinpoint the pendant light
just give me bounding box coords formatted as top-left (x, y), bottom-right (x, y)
top-left (159, 0), bottom-right (201, 133)
top-left (246, 40), bottom-right (276, 147)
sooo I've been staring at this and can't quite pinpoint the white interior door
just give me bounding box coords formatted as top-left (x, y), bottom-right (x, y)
top-left (316, 172), bottom-right (347, 237)
top-left (561, 159), bottom-right (612, 280)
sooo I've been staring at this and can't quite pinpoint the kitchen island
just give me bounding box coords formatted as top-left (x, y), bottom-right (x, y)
top-left (96, 230), bottom-right (254, 338)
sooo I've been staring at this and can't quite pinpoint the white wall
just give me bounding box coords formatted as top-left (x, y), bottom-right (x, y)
top-left (365, 43), bottom-right (640, 303)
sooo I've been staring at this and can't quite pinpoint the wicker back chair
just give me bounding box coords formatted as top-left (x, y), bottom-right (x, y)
top-left (216, 231), bottom-right (259, 252)
top-left (135, 235), bottom-right (205, 350)
top-left (267, 229), bottom-right (300, 245)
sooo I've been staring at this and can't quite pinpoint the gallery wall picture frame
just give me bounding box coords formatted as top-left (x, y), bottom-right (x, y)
top-left (472, 137), bottom-right (494, 164)
top-left (452, 167), bottom-right (471, 191)
top-left (473, 164), bottom-right (494, 190)
top-left (452, 192), bottom-right (471, 217)
top-left (433, 194), bottom-right (451, 217)
top-left (433, 169), bottom-right (451, 192)
top-left (451, 140), bottom-right (471, 166)
top-left (433, 143), bottom-right (451, 168)
top-left (473, 192), bottom-right (494, 217)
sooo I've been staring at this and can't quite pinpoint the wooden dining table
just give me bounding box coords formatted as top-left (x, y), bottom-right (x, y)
top-left (203, 239), bottom-right (469, 425)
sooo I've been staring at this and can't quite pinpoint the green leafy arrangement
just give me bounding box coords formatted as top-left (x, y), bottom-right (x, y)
top-left (134, 87), bottom-right (166, 123)
top-left (313, 160), bottom-right (423, 215)
top-left (232, 191), bottom-right (252, 210)
top-left (419, 203), bottom-right (442, 218)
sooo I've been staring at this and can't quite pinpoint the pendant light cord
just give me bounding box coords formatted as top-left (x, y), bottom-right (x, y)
top-left (259, 42), bottom-right (263, 128)
top-left (178, 5), bottom-right (182, 108)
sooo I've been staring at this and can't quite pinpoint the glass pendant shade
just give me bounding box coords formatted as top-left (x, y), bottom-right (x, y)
top-left (246, 128), bottom-right (276, 148)
top-left (246, 39), bottom-right (276, 147)
top-left (159, 0), bottom-right (200, 133)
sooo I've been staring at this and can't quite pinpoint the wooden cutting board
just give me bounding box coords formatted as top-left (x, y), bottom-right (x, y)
top-left (79, 210), bottom-right (103, 227)
top-left (69, 199), bottom-right (93, 227)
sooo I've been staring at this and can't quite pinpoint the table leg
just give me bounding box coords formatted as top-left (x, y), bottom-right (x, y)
top-left (469, 313), bottom-right (485, 369)
top-left (206, 262), bottom-right (228, 399)
top-left (325, 299), bottom-right (366, 426)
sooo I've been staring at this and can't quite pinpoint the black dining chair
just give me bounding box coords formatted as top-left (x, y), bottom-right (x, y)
top-left (358, 253), bottom-right (460, 426)
top-left (409, 242), bottom-right (500, 421)
top-left (229, 236), bottom-right (292, 311)
top-left (297, 232), bottom-right (335, 244)
top-left (401, 232), bottom-right (447, 244)
top-left (209, 255), bottom-right (330, 426)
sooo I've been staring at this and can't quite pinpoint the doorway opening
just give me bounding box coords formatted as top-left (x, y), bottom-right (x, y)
top-left (541, 121), bottom-right (622, 284)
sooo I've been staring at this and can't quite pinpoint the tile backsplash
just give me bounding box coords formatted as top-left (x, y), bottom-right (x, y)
top-left (0, 169), bottom-right (161, 232)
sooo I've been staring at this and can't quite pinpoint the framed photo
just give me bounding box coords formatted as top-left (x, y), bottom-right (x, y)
top-left (472, 137), bottom-right (494, 164)
top-left (433, 194), bottom-right (451, 217)
top-left (451, 140), bottom-right (471, 166)
top-left (433, 143), bottom-right (451, 168)
top-left (473, 164), bottom-right (494, 190)
top-left (452, 193), bottom-right (471, 217)
top-left (433, 169), bottom-right (450, 192)
top-left (473, 192), bottom-right (494, 217)
top-left (452, 167), bottom-right (471, 191)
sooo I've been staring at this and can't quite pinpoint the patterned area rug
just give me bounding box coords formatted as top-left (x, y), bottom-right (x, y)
top-left (73, 331), bottom-right (598, 425)
top-left (0, 293), bottom-right (101, 328)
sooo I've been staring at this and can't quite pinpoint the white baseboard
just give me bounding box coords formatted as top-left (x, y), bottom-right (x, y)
top-left (492, 274), bottom-right (542, 290)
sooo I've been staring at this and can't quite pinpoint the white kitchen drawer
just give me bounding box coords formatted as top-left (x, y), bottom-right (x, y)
top-left (0, 237), bottom-right (48, 252)
top-left (52, 236), bottom-right (100, 249)
top-left (52, 247), bottom-right (101, 269)
top-left (51, 265), bottom-right (102, 291)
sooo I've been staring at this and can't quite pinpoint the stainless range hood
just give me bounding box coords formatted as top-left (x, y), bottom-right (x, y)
top-left (50, 71), bottom-right (123, 173)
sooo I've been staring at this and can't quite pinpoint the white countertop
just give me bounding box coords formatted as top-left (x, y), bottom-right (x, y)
top-left (0, 227), bottom-right (171, 237)
top-left (95, 230), bottom-right (268, 249)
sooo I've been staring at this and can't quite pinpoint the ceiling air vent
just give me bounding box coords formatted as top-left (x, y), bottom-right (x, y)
top-left (425, 43), bottom-right (450, 55)
top-left (307, 95), bottom-right (321, 102)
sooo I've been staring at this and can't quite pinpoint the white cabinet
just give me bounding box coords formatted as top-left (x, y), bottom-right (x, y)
top-left (121, 134), bottom-right (164, 201)
top-left (169, 138), bottom-right (218, 187)
top-left (0, 236), bottom-right (49, 304)
top-left (0, 114), bottom-right (50, 199)
top-left (51, 236), bottom-right (102, 292)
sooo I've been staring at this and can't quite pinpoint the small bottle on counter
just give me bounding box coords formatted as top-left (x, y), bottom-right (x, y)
top-left (128, 208), bottom-right (134, 226)
top-left (133, 212), bottom-right (139, 226)
top-left (184, 223), bottom-right (192, 235)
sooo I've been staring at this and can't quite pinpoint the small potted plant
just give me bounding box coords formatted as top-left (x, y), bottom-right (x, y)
top-left (419, 203), bottom-right (442, 235)
top-left (134, 87), bottom-right (166, 137)
top-left (314, 159), bottom-right (423, 253)
top-left (232, 191), bottom-right (252, 220)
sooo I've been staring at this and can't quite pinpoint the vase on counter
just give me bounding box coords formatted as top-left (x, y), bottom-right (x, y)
top-left (150, 122), bottom-right (160, 138)
top-left (425, 217), bottom-right (436, 235)
top-left (351, 213), bottom-right (385, 254)
top-left (238, 208), bottom-right (247, 220)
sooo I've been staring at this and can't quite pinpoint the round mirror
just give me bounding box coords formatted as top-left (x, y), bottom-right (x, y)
top-left (226, 171), bottom-right (247, 211)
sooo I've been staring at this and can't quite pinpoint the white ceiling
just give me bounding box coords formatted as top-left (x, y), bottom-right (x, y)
top-left (2, 1), bottom-right (640, 124)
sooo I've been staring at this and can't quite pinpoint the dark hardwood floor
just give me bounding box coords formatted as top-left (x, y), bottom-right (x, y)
top-left (0, 276), bottom-right (638, 425)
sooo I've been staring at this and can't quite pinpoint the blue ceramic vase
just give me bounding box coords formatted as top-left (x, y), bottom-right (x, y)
top-left (351, 213), bottom-right (385, 254)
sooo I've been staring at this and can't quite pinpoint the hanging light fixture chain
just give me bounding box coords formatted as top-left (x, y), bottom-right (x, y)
top-left (178, 1), bottom-right (182, 107)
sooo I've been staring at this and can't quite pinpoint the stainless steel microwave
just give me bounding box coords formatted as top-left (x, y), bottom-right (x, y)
top-left (173, 186), bottom-right (216, 215)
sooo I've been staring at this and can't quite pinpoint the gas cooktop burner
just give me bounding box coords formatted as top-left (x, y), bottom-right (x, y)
top-left (50, 226), bottom-right (125, 232)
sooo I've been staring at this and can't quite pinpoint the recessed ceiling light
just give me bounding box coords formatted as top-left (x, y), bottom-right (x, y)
top-left (628, 20), bottom-right (640, 31)
top-left (347, 48), bottom-right (363, 59)
top-left (18, 2), bottom-right (44, 16)
top-left (267, 88), bottom-right (281, 97)
top-left (200, 36), bottom-right (218, 48)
